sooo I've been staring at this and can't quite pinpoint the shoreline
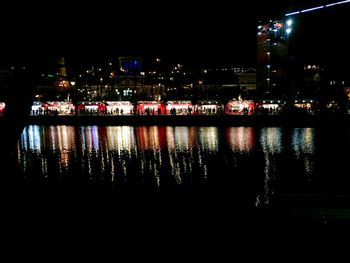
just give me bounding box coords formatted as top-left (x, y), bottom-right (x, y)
top-left (8, 114), bottom-right (350, 127)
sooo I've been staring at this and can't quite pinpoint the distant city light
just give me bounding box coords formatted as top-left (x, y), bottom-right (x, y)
top-left (286, 19), bottom-right (292, 26)
top-left (286, 28), bottom-right (292, 34)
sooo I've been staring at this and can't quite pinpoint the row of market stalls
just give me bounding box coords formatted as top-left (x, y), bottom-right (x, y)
top-left (0, 99), bottom-right (337, 116)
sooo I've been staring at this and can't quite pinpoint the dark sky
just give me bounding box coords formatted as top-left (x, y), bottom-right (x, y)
top-left (1, 1), bottom-right (349, 70)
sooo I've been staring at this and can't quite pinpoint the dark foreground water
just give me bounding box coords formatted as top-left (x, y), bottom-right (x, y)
top-left (17, 125), bottom-right (350, 197)
top-left (4, 125), bottom-right (350, 257)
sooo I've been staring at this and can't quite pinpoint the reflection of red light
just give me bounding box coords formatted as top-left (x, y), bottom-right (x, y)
top-left (158, 126), bottom-right (167, 149)
top-left (136, 127), bottom-right (147, 151)
top-left (225, 127), bottom-right (255, 152)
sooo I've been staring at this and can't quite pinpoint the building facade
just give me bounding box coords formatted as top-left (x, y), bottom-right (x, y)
top-left (257, 19), bottom-right (292, 99)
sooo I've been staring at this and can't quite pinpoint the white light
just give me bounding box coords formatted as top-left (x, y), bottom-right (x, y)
top-left (301, 6), bottom-right (324, 13)
top-left (286, 1), bottom-right (350, 17)
top-left (286, 19), bottom-right (292, 27)
top-left (285, 11), bottom-right (300, 16)
top-left (326, 0), bottom-right (350, 7)
top-left (286, 28), bottom-right (292, 34)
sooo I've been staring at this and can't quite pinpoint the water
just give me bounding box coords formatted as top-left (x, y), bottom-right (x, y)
top-left (17, 125), bottom-right (350, 199)
top-left (9, 125), bottom-right (350, 254)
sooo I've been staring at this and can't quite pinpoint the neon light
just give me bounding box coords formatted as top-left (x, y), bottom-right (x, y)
top-left (326, 0), bottom-right (350, 7)
top-left (285, 0), bottom-right (350, 16)
top-left (301, 6), bottom-right (324, 13)
top-left (285, 11), bottom-right (300, 16)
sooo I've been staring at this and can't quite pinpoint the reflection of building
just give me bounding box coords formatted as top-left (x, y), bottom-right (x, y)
top-left (257, 19), bottom-right (292, 99)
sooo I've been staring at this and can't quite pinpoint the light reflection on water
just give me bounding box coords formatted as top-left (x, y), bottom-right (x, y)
top-left (259, 128), bottom-right (283, 205)
top-left (292, 128), bottom-right (315, 175)
top-left (17, 125), bottom-right (337, 201)
top-left (225, 127), bottom-right (255, 153)
top-left (18, 126), bottom-right (77, 177)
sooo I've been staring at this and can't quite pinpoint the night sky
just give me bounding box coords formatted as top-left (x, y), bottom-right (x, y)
top-left (1, 0), bottom-right (349, 71)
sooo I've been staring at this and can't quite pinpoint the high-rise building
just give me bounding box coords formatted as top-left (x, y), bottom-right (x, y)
top-left (257, 18), bottom-right (293, 99)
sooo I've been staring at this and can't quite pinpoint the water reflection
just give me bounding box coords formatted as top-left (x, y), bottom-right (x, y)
top-left (292, 128), bottom-right (315, 175)
top-left (19, 126), bottom-right (76, 177)
top-left (259, 128), bottom-right (283, 205)
top-left (225, 127), bottom-right (254, 153)
top-left (18, 125), bottom-right (343, 200)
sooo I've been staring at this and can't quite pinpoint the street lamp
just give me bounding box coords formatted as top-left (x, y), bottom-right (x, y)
top-left (69, 81), bottom-right (76, 102)
top-left (100, 77), bottom-right (103, 99)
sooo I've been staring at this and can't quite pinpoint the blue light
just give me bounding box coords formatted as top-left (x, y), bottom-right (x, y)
top-left (326, 0), bottom-right (350, 7)
top-left (285, 11), bottom-right (300, 16)
top-left (301, 6), bottom-right (324, 13)
top-left (285, 0), bottom-right (350, 16)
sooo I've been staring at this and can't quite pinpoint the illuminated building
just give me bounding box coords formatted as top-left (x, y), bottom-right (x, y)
top-left (257, 18), bottom-right (293, 99)
top-left (114, 57), bottom-right (144, 100)
top-left (119, 57), bottom-right (142, 76)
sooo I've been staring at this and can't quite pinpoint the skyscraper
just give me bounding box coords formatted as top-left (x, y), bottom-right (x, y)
top-left (257, 18), bottom-right (293, 99)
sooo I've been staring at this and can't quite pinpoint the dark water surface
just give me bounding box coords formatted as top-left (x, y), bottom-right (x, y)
top-left (4, 125), bottom-right (350, 257)
top-left (17, 125), bottom-right (350, 197)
